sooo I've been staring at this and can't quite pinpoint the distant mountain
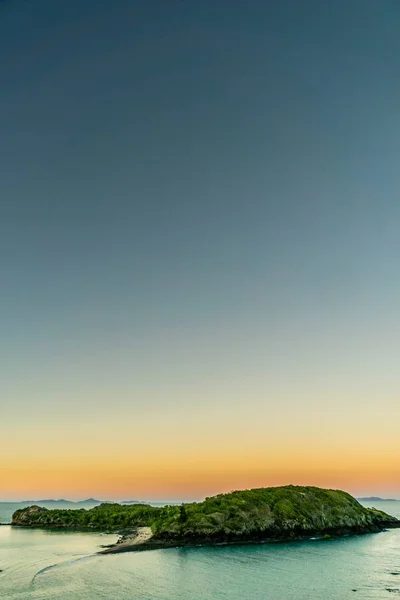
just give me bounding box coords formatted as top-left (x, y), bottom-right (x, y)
top-left (358, 497), bottom-right (398, 502)
top-left (0, 498), bottom-right (107, 525)
top-left (21, 498), bottom-right (105, 505)
top-left (3, 498), bottom-right (173, 507)
top-left (119, 500), bottom-right (181, 506)
top-left (22, 499), bottom-right (73, 505)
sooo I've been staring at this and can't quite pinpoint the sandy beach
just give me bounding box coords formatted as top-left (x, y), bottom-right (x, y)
top-left (101, 527), bottom-right (153, 554)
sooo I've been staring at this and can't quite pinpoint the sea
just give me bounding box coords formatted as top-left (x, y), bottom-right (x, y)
top-left (1, 501), bottom-right (400, 599)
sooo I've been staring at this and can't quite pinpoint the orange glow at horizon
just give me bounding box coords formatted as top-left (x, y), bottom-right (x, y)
top-left (4, 384), bottom-right (400, 501)
top-left (3, 445), bottom-right (400, 500)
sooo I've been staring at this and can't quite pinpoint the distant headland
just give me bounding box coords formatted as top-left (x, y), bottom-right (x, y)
top-left (20, 498), bottom-right (104, 505)
top-left (357, 497), bottom-right (399, 502)
top-left (11, 485), bottom-right (400, 553)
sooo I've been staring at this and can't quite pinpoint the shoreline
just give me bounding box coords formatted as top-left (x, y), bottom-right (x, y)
top-left (99, 522), bottom-right (400, 555)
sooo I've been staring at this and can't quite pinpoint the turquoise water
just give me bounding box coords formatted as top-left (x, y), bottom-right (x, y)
top-left (2, 502), bottom-right (400, 599)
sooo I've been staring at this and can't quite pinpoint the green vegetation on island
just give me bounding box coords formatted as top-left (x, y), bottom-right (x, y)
top-left (12, 502), bottom-right (158, 530)
top-left (11, 485), bottom-right (399, 551)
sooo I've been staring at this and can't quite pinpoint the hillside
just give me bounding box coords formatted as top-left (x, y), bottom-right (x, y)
top-left (148, 485), bottom-right (399, 545)
top-left (12, 485), bottom-right (399, 550)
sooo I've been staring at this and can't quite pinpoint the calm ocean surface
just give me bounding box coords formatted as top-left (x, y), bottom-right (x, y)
top-left (2, 501), bottom-right (400, 599)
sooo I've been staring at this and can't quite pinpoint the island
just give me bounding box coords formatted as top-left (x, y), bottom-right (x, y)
top-left (11, 485), bottom-right (400, 553)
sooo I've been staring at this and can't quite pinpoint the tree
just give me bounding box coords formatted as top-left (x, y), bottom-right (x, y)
top-left (179, 504), bottom-right (187, 524)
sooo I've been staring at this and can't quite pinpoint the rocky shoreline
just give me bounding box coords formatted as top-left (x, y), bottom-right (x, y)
top-left (100, 521), bottom-right (400, 555)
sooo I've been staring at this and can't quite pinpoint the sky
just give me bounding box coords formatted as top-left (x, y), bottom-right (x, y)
top-left (1, 0), bottom-right (400, 501)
